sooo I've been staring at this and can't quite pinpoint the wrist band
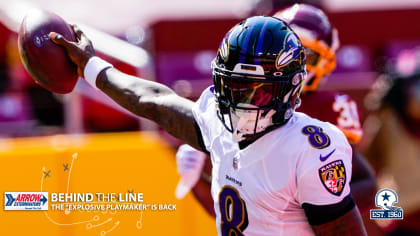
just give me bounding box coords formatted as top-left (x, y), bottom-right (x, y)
top-left (83, 56), bottom-right (113, 89)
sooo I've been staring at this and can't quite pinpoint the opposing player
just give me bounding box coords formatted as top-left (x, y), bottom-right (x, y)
top-left (50, 16), bottom-right (367, 235)
top-left (176, 4), bottom-right (376, 216)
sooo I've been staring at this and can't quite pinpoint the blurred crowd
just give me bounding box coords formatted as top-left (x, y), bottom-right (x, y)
top-left (0, 0), bottom-right (420, 235)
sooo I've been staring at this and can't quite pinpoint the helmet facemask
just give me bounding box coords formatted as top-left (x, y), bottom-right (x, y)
top-left (213, 61), bottom-right (305, 141)
top-left (300, 30), bottom-right (338, 91)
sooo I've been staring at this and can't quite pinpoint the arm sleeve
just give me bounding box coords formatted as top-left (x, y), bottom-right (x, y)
top-left (302, 194), bottom-right (355, 225)
top-left (191, 86), bottom-right (216, 152)
top-left (194, 122), bottom-right (209, 155)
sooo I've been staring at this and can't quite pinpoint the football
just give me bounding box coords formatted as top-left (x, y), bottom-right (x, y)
top-left (18, 9), bottom-right (78, 94)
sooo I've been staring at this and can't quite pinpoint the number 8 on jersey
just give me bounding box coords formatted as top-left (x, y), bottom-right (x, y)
top-left (218, 186), bottom-right (249, 236)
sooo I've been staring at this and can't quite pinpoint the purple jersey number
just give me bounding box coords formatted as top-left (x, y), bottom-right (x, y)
top-left (218, 186), bottom-right (249, 236)
top-left (302, 125), bottom-right (331, 149)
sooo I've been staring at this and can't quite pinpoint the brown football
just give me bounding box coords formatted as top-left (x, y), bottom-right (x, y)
top-left (18, 9), bottom-right (78, 94)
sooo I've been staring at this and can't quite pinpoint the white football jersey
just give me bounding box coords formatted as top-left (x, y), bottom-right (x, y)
top-left (192, 86), bottom-right (353, 236)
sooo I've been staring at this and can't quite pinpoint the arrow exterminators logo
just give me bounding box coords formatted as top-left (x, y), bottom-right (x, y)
top-left (4, 192), bottom-right (48, 210)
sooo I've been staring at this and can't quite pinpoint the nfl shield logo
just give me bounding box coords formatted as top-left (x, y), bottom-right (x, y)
top-left (233, 157), bottom-right (238, 169)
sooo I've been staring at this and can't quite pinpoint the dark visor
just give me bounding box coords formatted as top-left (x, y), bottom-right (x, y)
top-left (215, 73), bottom-right (304, 109)
top-left (221, 76), bottom-right (281, 107)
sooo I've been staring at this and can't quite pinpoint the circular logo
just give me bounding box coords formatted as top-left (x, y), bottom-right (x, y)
top-left (292, 73), bottom-right (301, 85)
top-left (284, 108), bottom-right (293, 120)
top-left (34, 35), bottom-right (43, 48)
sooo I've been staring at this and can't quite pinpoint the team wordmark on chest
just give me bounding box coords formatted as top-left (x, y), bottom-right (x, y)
top-left (226, 175), bottom-right (242, 187)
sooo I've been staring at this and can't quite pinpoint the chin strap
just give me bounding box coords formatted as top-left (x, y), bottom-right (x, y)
top-left (233, 129), bottom-right (246, 142)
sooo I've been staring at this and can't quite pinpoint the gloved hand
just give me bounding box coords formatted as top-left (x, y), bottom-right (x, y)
top-left (175, 144), bottom-right (206, 199)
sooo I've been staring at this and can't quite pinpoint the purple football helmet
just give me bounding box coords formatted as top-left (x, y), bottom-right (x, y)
top-left (213, 16), bottom-right (306, 140)
top-left (274, 4), bottom-right (339, 91)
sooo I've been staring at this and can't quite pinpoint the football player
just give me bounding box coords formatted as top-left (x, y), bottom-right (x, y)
top-left (50, 16), bottom-right (367, 235)
top-left (176, 3), bottom-right (376, 216)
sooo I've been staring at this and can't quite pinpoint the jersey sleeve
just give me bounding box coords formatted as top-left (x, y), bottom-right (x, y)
top-left (296, 124), bottom-right (354, 224)
top-left (191, 86), bottom-right (216, 152)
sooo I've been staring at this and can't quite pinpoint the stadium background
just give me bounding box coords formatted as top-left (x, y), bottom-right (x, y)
top-left (1, 0), bottom-right (420, 235)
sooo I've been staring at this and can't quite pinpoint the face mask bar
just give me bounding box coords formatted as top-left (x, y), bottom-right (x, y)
top-left (305, 48), bottom-right (321, 66)
top-left (213, 69), bottom-right (305, 108)
top-left (216, 84), bottom-right (303, 139)
top-left (300, 37), bottom-right (336, 91)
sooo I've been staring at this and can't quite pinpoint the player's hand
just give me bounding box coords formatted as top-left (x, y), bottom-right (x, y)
top-left (175, 144), bottom-right (206, 199)
top-left (49, 24), bottom-right (95, 77)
